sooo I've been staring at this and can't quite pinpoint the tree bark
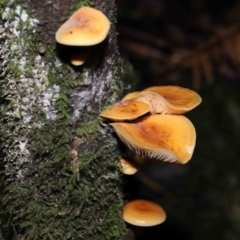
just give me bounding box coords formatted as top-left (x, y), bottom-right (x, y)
top-left (0, 0), bottom-right (126, 239)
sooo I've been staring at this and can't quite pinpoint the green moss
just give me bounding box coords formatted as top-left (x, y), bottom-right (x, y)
top-left (0, 0), bottom-right (126, 239)
top-left (76, 119), bottom-right (99, 138)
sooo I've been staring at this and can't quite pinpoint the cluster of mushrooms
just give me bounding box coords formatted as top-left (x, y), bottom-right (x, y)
top-left (55, 6), bottom-right (110, 66)
top-left (100, 85), bottom-right (202, 227)
top-left (55, 6), bottom-right (202, 229)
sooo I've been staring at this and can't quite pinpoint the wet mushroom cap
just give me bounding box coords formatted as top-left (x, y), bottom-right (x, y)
top-left (144, 85), bottom-right (202, 114)
top-left (122, 199), bottom-right (166, 227)
top-left (119, 158), bottom-right (138, 175)
top-left (100, 99), bottom-right (150, 121)
top-left (110, 115), bottom-right (196, 163)
top-left (55, 7), bottom-right (110, 46)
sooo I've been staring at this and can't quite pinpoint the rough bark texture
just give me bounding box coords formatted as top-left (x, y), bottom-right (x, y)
top-left (0, 0), bottom-right (126, 239)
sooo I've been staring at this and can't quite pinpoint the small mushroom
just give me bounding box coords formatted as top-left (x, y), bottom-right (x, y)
top-left (70, 51), bottom-right (87, 66)
top-left (110, 115), bottom-right (196, 164)
top-left (55, 6), bottom-right (110, 46)
top-left (119, 158), bottom-right (138, 175)
top-left (100, 99), bottom-right (150, 121)
top-left (122, 199), bottom-right (166, 227)
top-left (143, 85), bottom-right (202, 114)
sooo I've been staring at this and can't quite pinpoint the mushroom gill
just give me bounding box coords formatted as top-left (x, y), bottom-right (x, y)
top-left (133, 91), bottom-right (169, 114)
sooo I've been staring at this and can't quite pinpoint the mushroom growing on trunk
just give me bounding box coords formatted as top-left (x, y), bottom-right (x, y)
top-left (110, 115), bottom-right (196, 164)
top-left (122, 199), bottom-right (166, 227)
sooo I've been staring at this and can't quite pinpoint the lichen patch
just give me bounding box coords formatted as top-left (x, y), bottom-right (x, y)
top-left (1, 2), bottom-right (59, 176)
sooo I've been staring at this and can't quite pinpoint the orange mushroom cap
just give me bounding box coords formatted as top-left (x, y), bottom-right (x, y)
top-left (119, 158), bottom-right (138, 175)
top-left (110, 115), bottom-right (196, 164)
top-left (143, 85), bottom-right (202, 114)
top-left (56, 7), bottom-right (110, 46)
top-left (122, 199), bottom-right (166, 227)
top-left (100, 99), bottom-right (150, 121)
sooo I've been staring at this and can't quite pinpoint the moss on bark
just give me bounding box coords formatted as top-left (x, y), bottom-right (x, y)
top-left (0, 0), bottom-right (126, 239)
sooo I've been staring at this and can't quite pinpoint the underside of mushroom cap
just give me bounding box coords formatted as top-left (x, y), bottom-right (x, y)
top-left (110, 115), bottom-right (196, 163)
top-left (144, 85), bottom-right (202, 114)
top-left (134, 91), bottom-right (169, 114)
top-left (100, 99), bottom-right (150, 121)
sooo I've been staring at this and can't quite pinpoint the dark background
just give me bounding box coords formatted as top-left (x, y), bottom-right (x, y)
top-left (116, 1), bottom-right (240, 239)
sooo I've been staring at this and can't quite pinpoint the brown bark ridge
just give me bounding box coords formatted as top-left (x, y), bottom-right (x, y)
top-left (0, 0), bottom-right (127, 239)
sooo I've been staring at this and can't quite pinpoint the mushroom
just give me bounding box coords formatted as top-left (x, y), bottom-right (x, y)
top-left (55, 6), bottom-right (110, 46)
top-left (110, 114), bottom-right (196, 164)
top-left (121, 86), bottom-right (201, 114)
top-left (100, 99), bottom-right (150, 121)
top-left (122, 199), bottom-right (166, 227)
top-left (70, 51), bottom-right (87, 66)
top-left (143, 85), bottom-right (202, 114)
top-left (119, 158), bottom-right (138, 175)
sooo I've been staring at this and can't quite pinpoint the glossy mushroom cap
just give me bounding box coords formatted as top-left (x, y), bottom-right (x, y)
top-left (144, 85), bottom-right (202, 114)
top-left (110, 115), bottom-right (196, 164)
top-left (56, 7), bottom-right (110, 46)
top-left (100, 100), bottom-right (150, 121)
top-left (122, 199), bottom-right (166, 227)
top-left (119, 158), bottom-right (138, 175)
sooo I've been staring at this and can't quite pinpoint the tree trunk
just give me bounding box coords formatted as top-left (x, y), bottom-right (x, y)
top-left (0, 0), bottom-right (126, 239)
